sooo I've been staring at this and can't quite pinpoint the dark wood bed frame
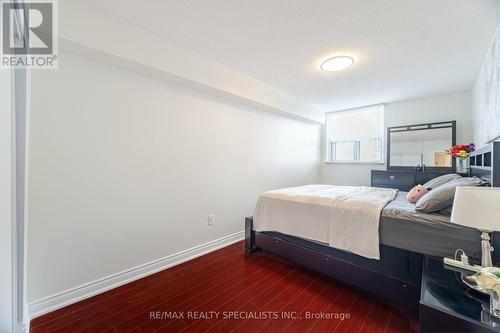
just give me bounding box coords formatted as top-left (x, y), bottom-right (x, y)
top-left (245, 216), bottom-right (425, 313)
top-left (244, 142), bottom-right (500, 316)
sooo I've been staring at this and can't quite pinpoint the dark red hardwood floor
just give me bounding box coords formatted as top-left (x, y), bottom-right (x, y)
top-left (30, 241), bottom-right (418, 333)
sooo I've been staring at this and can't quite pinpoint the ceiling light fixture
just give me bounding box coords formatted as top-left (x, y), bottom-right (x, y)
top-left (320, 56), bottom-right (355, 72)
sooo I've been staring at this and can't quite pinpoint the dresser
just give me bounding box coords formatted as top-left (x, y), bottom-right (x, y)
top-left (371, 170), bottom-right (458, 192)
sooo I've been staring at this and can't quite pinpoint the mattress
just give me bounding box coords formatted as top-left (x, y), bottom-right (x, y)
top-left (257, 191), bottom-right (482, 260)
top-left (253, 185), bottom-right (397, 259)
top-left (380, 192), bottom-right (481, 260)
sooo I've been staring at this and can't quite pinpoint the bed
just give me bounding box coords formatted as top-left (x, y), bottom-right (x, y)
top-left (245, 142), bottom-right (500, 314)
top-left (379, 192), bottom-right (481, 259)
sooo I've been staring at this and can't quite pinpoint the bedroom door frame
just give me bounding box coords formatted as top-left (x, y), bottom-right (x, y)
top-left (14, 66), bottom-right (30, 333)
top-left (0, 64), bottom-right (29, 333)
top-left (1, 1), bottom-right (30, 331)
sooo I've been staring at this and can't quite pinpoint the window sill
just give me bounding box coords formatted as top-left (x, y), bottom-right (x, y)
top-left (324, 161), bottom-right (385, 165)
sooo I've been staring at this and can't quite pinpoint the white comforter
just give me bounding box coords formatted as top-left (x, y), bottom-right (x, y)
top-left (253, 185), bottom-right (398, 259)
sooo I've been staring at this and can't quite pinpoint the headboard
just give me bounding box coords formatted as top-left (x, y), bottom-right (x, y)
top-left (471, 142), bottom-right (500, 264)
top-left (470, 142), bottom-right (500, 187)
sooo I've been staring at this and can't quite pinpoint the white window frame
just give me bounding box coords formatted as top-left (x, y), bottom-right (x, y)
top-left (325, 104), bottom-right (385, 164)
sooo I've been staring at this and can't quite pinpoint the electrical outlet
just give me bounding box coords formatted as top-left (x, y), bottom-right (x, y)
top-left (208, 215), bottom-right (215, 226)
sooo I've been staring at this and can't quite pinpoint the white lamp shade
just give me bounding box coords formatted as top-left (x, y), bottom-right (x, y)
top-left (451, 186), bottom-right (500, 231)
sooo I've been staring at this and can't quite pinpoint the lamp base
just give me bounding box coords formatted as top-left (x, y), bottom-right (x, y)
top-left (481, 231), bottom-right (494, 268)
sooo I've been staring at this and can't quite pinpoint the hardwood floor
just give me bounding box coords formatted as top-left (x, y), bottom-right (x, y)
top-left (30, 241), bottom-right (418, 333)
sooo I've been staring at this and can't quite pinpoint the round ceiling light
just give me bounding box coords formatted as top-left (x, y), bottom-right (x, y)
top-left (320, 56), bottom-right (355, 72)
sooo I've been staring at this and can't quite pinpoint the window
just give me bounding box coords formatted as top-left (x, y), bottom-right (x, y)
top-left (326, 104), bottom-right (384, 163)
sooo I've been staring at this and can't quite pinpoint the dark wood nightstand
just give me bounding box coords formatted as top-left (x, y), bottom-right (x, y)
top-left (420, 256), bottom-right (500, 332)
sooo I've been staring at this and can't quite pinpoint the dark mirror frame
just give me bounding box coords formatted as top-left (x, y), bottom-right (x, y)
top-left (387, 120), bottom-right (456, 172)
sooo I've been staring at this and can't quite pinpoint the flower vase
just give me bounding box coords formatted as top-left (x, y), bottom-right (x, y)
top-left (456, 158), bottom-right (469, 174)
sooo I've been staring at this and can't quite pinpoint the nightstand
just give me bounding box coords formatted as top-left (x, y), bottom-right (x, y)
top-left (420, 256), bottom-right (500, 332)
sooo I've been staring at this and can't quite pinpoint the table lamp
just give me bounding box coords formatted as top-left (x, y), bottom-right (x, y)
top-left (451, 187), bottom-right (500, 268)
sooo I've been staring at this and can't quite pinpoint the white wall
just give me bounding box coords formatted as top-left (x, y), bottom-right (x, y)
top-left (27, 52), bottom-right (321, 303)
top-left (0, 66), bottom-right (14, 332)
top-left (472, 23), bottom-right (500, 146)
top-left (321, 90), bottom-right (473, 185)
top-left (57, 0), bottom-right (323, 123)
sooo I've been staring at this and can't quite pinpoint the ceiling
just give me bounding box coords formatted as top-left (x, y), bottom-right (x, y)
top-left (86, 0), bottom-right (500, 112)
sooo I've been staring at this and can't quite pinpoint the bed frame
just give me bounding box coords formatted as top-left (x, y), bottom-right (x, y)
top-left (469, 141), bottom-right (500, 186)
top-left (245, 217), bottom-right (424, 313)
top-left (245, 142), bottom-right (500, 315)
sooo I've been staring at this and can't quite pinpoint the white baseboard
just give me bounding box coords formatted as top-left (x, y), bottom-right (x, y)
top-left (28, 231), bottom-right (244, 321)
top-left (17, 321), bottom-right (28, 333)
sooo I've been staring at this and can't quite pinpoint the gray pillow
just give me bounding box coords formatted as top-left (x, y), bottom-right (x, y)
top-left (423, 173), bottom-right (463, 189)
top-left (416, 177), bottom-right (483, 213)
top-left (439, 206), bottom-right (453, 216)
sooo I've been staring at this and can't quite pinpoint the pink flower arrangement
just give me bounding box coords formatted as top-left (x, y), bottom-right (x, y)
top-left (448, 143), bottom-right (475, 159)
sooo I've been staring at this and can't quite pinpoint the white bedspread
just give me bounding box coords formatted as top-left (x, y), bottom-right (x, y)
top-left (253, 185), bottom-right (398, 259)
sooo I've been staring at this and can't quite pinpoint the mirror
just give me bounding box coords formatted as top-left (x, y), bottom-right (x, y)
top-left (387, 121), bottom-right (456, 170)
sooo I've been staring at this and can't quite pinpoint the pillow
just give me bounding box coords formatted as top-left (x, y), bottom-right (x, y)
top-left (415, 177), bottom-right (483, 213)
top-left (423, 173), bottom-right (463, 189)
top-left (440, 206), bottom-right (453, 216)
